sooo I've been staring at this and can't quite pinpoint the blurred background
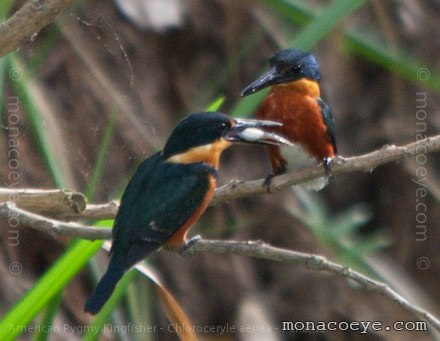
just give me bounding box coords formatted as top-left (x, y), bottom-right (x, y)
top-left (1, 0), bottom-right (440, 340)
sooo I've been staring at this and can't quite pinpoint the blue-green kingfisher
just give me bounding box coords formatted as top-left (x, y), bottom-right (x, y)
top-left (84, 111), bottom-right (291, 314)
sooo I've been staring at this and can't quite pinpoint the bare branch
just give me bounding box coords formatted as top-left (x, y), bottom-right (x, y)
top-left (1, 202), bottom-right (439, 331)
top-left (0, 0), bottom-right (74, 58)
top-left (79, 201), bottom-right (119, 220)
top-left (0, 202), bottom-right (110, 240)
top-left (212, 135), bottom-right (440, 205)
top-left (183, 239), bottom-right (440, 332)
top-left (0, 188), bottom-right (86, 216)
top-left (2, 201), bottom-right (439, 332)
top-left (1, 136), bottom-right (440, 220)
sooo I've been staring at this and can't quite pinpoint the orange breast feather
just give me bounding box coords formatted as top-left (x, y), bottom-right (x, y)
top-left (256, 85), bottom-right (335, 173)
top-left (164, 175), bottom-right (216, 250)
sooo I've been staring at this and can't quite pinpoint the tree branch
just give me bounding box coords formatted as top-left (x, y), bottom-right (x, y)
top-left (183, 239), bottom-right (440, 332)
top-left (0, 188), bottom-right (86, 216)
top-left (0, 0), bottom-right (74, 58)
top-left (211, 135), bottom-right (440, 205)
top-left (1, 201), bottom-right (439, 332)
top-left (0, 202), bottom-right (110, 240)
top-left (1, 135), bottom-right (438, 220)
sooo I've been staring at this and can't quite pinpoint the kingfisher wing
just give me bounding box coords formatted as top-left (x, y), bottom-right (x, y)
top-left (112, 154), bottom-right (214, 266)
top-left (317, 98), bottom-right (337, 153)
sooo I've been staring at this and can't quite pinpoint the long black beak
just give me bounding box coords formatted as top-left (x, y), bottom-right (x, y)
top-left (241, 67), bottom-right (282, 97)
top-left (223, 118), bottom-right (292, 146)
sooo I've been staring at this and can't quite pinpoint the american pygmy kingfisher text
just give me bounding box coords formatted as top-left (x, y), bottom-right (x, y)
top-left (84, 112), bottom-right (291, 314)
top-left (241, 48), bottom-right (337, 190)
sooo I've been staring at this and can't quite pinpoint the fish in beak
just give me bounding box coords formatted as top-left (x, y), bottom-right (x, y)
top-left (223, 118), bottom-right (292, 146)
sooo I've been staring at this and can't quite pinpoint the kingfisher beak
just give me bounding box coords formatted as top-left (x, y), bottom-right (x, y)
top-left (223, 118), bottom-right (292, 146)
top-left (240, 67), bottom-right (283, 96)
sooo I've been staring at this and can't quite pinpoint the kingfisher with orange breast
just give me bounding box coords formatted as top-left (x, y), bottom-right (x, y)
top-left (241, 48), bottom-right (337, 190)
top-left (84, 112), bottom-right (290, 314)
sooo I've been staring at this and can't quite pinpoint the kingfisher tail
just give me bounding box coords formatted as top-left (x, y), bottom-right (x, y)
top-left (84, 258), bottom-right (126, 314)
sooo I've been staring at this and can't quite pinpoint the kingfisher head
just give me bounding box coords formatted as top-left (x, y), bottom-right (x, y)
top-left (163, 112), bottom-right (291, 167)
top-left (241, 49), bottom-right (321, 96)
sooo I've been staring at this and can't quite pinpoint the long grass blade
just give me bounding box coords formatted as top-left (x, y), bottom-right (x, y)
top-left (83, 270), bottom-right (138, 341)
top-left (0, 239), bottom-right (104, 341)
top-left (8, 56), bottom-right (73, 188)
top-left (85, 110), bottom-right (117, 201)
top-left (345, 31), bottom-right (440, 93)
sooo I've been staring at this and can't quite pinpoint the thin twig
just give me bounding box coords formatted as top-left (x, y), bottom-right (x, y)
top-left (1, 202), bottom-right (439, 332)
top-left (212, 135), bottom-right (440, 205)
top-left (0, 188), bottom-right (86, 216)
top-left (0, 202), bottom-right (110, 240)
top-left (1, 136), bottom-right (440, 219)
top-left (0, 0), bottom-right (74, 58)
top-left (183, 239), bottom-right (440, 332)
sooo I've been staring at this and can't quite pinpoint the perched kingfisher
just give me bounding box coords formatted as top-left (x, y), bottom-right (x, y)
top-left (241, 48), bottom-right (337, 190)
top-left (84, 112), bottom-right (290, 314)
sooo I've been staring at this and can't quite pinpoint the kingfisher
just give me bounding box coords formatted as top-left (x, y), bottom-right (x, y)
top-left (84, 112), bottom-right (290, 314)
top-left (241, 48), bottom-right (337, 190)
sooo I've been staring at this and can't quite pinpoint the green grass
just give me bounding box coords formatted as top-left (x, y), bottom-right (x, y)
top-left (233, 0), bottom-right (439, 118)
top-left (32, 295), bottom-right (62, 341)
top-left (85, 110), bottom-right (117, 201)
top-left (1, 53), bottom-right (117, 340)
top-left (0, 239), bottom-right (104, 341)
top-left (83, 270), bottom-right (138, 340)
top-left (8, 55), bottom-right (67, 188)
top-left (345, 30), bottom-right (440, 92)
top-left (287, 188), bottom-right (390, 277)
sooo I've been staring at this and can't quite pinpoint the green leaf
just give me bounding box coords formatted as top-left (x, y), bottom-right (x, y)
top-left (288, 0), bottom-right (368, 51)
top-left (264, 0), bottom-right (314, 25)
top-left (125, 274), bottom-right (155, 341)
top-left (353, 234), bottom-right (392, 255)
top-left (205, 96), bottom-right (225, 112)
top-left (345, 31), bottom-right (440, 93)
top-left (0, 239), bottom-right (104, 341)
top-left (329, 203), bottom-right (372, 237)
top-left (0, 0), bottom-right (14, 19)
top-left (32, 295), bottom-right (62, 341)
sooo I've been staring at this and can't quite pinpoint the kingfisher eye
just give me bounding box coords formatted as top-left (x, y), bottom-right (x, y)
top-left (291, 64), bottom-right (302, 73)
top-left (217, 122), bottom-right (228, 131)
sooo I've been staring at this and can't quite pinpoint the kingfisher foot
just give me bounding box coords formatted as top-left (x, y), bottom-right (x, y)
top-left (323, 157), bottom-right (334, 177)
top-left (263, 174), bottom-right (275, 193)
top-left (181, 235), bottom-right (202, 254)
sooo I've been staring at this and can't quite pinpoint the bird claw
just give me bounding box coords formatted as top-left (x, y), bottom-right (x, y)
top-left (263, 174), bottom-right (275, 193)
top-left (323, 157), bottom-right (334, 176)
top-left (181, 235), bottom-right (202, 253)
